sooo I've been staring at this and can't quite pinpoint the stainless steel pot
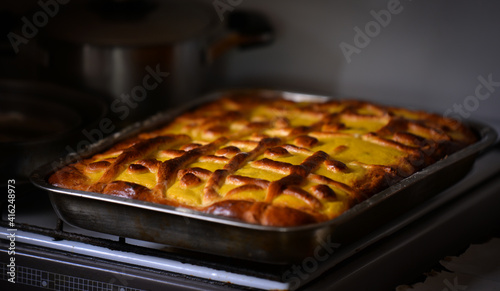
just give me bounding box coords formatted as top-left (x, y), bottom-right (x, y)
top-left (39, 0), bottom-right (273, 125)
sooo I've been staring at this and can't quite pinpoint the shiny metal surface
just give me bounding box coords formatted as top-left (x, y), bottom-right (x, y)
top-left (30, 89), bottom-right (498, 264)
top-left (39, 1), bottom-right (274, 124)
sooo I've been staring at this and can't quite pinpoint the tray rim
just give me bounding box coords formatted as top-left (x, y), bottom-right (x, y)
top-left (29, 88), bottom-right (499, 233)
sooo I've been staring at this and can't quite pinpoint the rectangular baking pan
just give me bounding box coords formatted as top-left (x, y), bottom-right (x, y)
top-left (30, 89), bottom-right (498, 265)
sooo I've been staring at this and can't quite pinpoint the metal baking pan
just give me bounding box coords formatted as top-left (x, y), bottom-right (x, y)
top-left (30, 89), bottom-right (498, 264)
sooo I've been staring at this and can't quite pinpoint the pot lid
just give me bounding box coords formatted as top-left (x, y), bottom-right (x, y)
top-left (44, 0), bottom-right (218, 46)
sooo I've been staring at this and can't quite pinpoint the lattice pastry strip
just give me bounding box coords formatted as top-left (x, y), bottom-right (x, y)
top-left (49, 95), bottom-right (477, 226)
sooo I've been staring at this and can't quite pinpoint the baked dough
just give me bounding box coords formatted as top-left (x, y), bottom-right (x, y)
top-left (49, 93), bottom-right (477, 226)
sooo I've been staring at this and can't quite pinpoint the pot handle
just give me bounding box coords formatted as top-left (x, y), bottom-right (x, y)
top-left (206, 10), bottom-right (274, 64)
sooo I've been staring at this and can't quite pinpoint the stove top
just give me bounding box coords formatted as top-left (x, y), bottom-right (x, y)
top-left (1, 144), bottom-right (499, 291)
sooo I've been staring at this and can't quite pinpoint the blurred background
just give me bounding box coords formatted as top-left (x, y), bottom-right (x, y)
top-left (1, 0), bottom-right (499, 124)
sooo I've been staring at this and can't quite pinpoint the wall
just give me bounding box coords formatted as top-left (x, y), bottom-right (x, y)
top-left (209, 0), bottom-right (500, 129)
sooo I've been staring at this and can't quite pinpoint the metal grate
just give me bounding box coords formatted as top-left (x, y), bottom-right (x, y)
top-left (1, 263), bottom-right (146, 291)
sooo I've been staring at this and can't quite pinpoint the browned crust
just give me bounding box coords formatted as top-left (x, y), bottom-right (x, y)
top-left (155, 137), bottom-right (228, 197)
top-left (48, 95), bottom-right (478, 227)
top-left (103, 181), bottom-right (151, 200)
top-left (89, 135), bottom-right (191, 193)
top-left (204, 200), bottom-right (323, 226)
top-left (204, 137), bottom-right (282, 202)
top-left (49, 165), bottom-right (89, 191)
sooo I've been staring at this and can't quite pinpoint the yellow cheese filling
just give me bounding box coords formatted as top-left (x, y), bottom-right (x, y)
top-left (60, 95), bottom-right (475, 226)
top-left (312, 135), bottom-right (406, 165)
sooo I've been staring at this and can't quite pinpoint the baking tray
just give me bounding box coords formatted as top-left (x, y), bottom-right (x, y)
top-left (30, 89), bottom-right (498, 264)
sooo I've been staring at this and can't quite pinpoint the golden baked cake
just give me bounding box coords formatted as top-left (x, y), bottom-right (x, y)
top-left (49, 93), bottom-right (477, 226)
